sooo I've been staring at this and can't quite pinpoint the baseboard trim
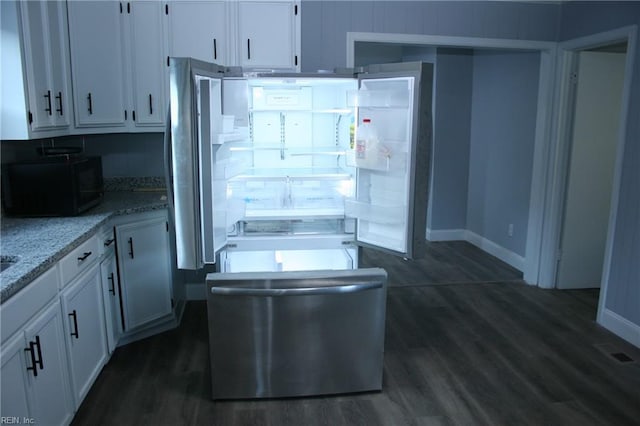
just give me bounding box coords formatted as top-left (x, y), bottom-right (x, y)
top-left (428, 228), bottom-right (525, 272)
top-left (426, 228), bottom-right (467, 241)
top-left (598, 308), bottom-right (640, 348)
top-left (186, 282), bottom-right (207, 301)
top-left (464, 230), bottom-right (525, 272)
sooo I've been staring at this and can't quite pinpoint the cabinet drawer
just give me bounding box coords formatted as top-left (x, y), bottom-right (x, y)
top-left (0, 266), bottom-right (59, 343)
top-left (59, 235), bottom-right (100, 287)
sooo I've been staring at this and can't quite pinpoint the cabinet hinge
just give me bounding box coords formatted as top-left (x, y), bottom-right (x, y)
top-left (165, 4), bottom-right (169, 15)
top-left (28, 111), bottom-right (33, 124)
top-left (294, 4), bottom-right (298, 15)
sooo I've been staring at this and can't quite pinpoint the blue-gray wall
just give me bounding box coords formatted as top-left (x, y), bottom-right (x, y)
top-left (301, 0), bottom-right (560, 72)
top-left (467, 50), bottom-right (540, 257)
top-left (429, 48), bottom-right (473, 232)
top-left (559, 1), bottom-right (640, 330)
top-left (0, 133), bottom-right (165, 178)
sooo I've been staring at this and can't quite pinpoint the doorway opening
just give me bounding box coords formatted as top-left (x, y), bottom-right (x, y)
top-left (348, 33), bottom-right (556, 285)
top-left (555, 42), bottom-right (628, 290)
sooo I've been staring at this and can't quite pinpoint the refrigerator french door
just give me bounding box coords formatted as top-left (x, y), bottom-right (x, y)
top-left (168, 58), bottom-right (433, 399)
top-left (169, 58), bottom-right (433, 272)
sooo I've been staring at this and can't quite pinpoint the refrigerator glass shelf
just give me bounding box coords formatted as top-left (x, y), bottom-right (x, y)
top-left (242, 209), bottom-right (345, 220)
top-left (230, 168), bottom-right (352, 181)
top-left (239, 219), bottom-right (344, 236)
top-left (249, 108), bottom-right (353, 114)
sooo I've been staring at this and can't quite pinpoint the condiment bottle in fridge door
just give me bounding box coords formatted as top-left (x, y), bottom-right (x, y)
top-left (355, 118), bottom-right (380, 169)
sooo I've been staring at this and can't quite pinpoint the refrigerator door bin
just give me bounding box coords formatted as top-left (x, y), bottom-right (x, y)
top-left (206, 268), bottom-right (387, 399)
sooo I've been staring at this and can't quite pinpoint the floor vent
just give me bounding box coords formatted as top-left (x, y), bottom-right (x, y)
top-left (610, 352), bottom-right (634, 363)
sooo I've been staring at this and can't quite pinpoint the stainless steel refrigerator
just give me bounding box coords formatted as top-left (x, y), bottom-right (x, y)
top-left (167, 58), bottom-right (433, 399)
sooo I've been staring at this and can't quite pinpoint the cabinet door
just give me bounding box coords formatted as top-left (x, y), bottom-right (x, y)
top-left (0, 333), bottom-right (31, 421)
top-left (61, 264), bottom-right (108, 406)
top-left (19, 0), bottom-right (71, 130)
top-left (67, 1), bottom-right (127, 128)
top-left (45, 0), bottom-right (72, 128)
top-left (237, 1), bottom-right (297, 70)
top-left (168, 1), bottom-right (229, 64)
top-left (116, 216), bottom-right (173, 331)
top-left (23, 301), bottom-right (74, 426)
top-left (128, 1), bottom-right (167, 126)
top-left (100, 252), bottom-right (123, 354)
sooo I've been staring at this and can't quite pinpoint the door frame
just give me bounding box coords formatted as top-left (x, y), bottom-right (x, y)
top-left (539, 26), bottom-right (637, 332)
top-left (347, 32), bottom-right (557, 284)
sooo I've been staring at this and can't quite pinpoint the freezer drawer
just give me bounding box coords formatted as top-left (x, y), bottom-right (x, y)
top-left (206, 268), bottom-right (388, 399)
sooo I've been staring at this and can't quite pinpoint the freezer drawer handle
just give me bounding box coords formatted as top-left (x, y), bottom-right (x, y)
top-left (210, 280), bottom-right (383, 297)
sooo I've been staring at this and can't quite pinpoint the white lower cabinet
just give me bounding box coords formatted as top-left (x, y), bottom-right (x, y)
top-left (0, 300), bottom-right (75, 425)
top-left (100, 247), bottom-right (123, 354)
top-left (1, 333), bottom-right (33, 421)
top-left (61, 263), bottom-right (108, 407)
top-left (115, 211), bottom-right (173, 331)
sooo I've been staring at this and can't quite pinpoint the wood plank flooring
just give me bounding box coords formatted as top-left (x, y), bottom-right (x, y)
top-left (72, 242), bottom-right (640, 426)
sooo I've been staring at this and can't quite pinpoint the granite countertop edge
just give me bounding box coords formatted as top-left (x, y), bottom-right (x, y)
top-left (1, 192), bottom-right (169, 304)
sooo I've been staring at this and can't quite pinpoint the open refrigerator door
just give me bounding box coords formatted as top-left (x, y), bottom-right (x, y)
top-left (346, 62), bottom-right (433, 259)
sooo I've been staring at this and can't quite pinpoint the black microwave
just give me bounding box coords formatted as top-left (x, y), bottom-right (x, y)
top-left (1, 156), bottom-right (104, 216)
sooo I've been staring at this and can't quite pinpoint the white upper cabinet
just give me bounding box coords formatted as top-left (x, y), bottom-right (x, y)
top-left (237, 1), bottom-right (300, 71)
top-left (168, 1), bottom-right (229, 65)
top-left (126, 1), bottom-right (168, 127)
top-left (67, 1), bottom-right (128, 128)
top-left (167, 0), bottom-right (300, 71)
top-left (21, 1), bottom-right (72, 130)
top-left (0, 0), bottom-right (72, 139)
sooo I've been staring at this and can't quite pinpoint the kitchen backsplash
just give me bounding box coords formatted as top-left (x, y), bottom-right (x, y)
top-left (104, 176), bottom-right (166, 192)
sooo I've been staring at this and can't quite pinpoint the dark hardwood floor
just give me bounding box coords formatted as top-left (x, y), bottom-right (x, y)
top-left (72, 242), bottom-right (640, 426)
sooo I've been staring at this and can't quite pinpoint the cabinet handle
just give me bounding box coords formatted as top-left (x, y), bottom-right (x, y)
top-left (104, 238), bottom-right (115, 247)
top-left (77, 251), bottom-right (92, 262)
top-left (24, 341), bottom-right (38, 377)
top-left (87, 93), bottom-right (93, 115)
top-left (108, 272), bottom-right (116, 295)
top-left (44, 90), bottom-right (52, 115)
top-left (149, 94), bottom-right (153, 115)
top-left (34, 335), bottom-right (43, 370)
top-left (213, 38), bottom-right (217, 60)
top-left (128, 237), bottom-right (135, 259)
top-left (69, 310), bottom-right (79, 339)
top-left (247, 39), bottom-right (251, 60)
top-left (55, 91), bottom-right (63, 116)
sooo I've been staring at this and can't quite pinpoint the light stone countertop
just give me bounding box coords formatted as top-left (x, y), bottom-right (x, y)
top-left (0, 191), bottom-right (169, 304)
